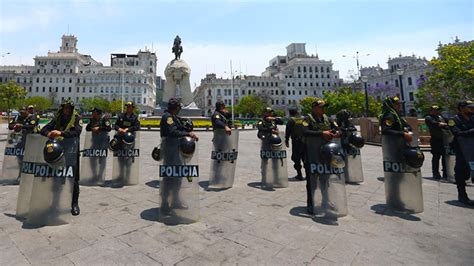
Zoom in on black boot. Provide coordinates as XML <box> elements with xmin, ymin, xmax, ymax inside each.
<box><xmin>294</xmin><ymin>169</ymin><xmax>304</xmax><ymax>180</ymax></box>
<box><xmin>71</xmin><ymin>186</ymin><xmax>80</xmax><ymax>216</ymax></box>
<box><xmin>458</xmin><ymin>194</ymin><xmax>474</xmax><ymax>206</ymax></box>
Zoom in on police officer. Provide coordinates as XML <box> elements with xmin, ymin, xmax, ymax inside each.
<box><xmin>24</xmin><ymin>105</ymin><xmax>40</xmax><ymax>134</ymax></box>
<box><xmin>160</xmin><ymin>98</ymin><xmax>198</xmax><ymax>213</ymax></box>
<box><xmin>8</xmin><ymin>107</ymin><xmax>28</xmax><ymax>132</ymax></box>
<box><xmin>425</xmin><ymin>105</ymin><xmax>448</xmax><ymax>180</ymax></box>
<box><xmin>86</xmin><ymin>107</ymin><xmax>112</xmax><ymax>133</ymax></box>
<box><xmin>336</xmin><ymin>109</ymin><xmax>357</xmax><ymax>152</ymax></box>
<box><xmin>448</xmin><ymin>100</ymin><xmax>474</xmax><ymax>206</ymax></box>
<box><xmin>40</xmin><ymin>100</ymin><xmax>82</xmax><ymax>215</ymax></box>
<box><xmin>380</xmin><ymin>96</ymin><xmax>413</xmax><ymax>142</ymax></box>
<box><xmin>212</xmin><ymin>101</ymin><xmax>232</xmax><ymax>135</ymax></box>
<box><xmin>113</xmin><ymin>101</ymin><xmax>140</xmax><ymax>140</ymax></box>
<box><xmin>257</xmin><ymin>107</ymin><xmax>283</xmax><ymax>139</ymax></box>
<box><xmin>303</xmin><ymin>99</ymin><xmax>341</xmax><ymax>214</ymax></box>
<box><xmin>285</xmin><ymin>108</ymin><xmax>305</xmax><ymax>180</ymax></box>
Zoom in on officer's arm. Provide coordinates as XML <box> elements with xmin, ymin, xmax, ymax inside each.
<box><xmin>61</xmin><ymin>117</ymin><xmax>82</xmax><ymax>138</ymax></box>
<box><xmin>451</xmin><ymin>120</ymin><xmax>474</xmax><ymax>137</ymax></box>
<box><xmin>40</xmin><ymin>119</ymin><xmax>56</xmax><ymax>137</ymax></box>
<box><xmin>212</xmin><ymin>114</ymin><xmax>226</xmax><ymax>129</ymax></box>
<box><xmin>256</xmin><ymin>120</ymin><xmax>272</xmax><ymax>134</ymax></box>
<box><xmin>128</xmin><ymin>117</ymin><xmax>141</xmax><ymax>132</ymax></box>
<box><xmin>285</xmin><ymin>119</ymin><xmax>294</xmax><ymax>142</ymax></box>
<box><xmin>303</xmin><ymin>119</ymin><xmax>323</xmax><ymax>136</ymax></box>
<box><xmin>274</xmin><ymin>118</ymin><xmax>284</xmax><ymax>125</ymax></box>
<box><xmin>168</xmin><ymin>121</ymin><xmax>189</xmax><ymax>137</ymax></box>
<box><xmin>114</xmin><ymin>116</ymin><xmax>122</xmax><ymax>131</ymax></box>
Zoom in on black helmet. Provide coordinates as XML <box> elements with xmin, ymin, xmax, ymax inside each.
<box><xmin>61</xmin><ymin>99</ymin><xmax>75</xmax><ymax>108</ymax></box>
<box><xmin>349</xmin><ymin>134</ymin><xmax>365</xmax><ymax>148</ymax></box>
<box><xmin>151</xmin><ymin>146</ymin><xmax>161</xmax><ymax>161</ymax></box>
<box><xmin>320</xmin><ymin>142</ymin><xmax>345</xmax><ymax>168</ymax></box>
<box><xmin>221</xmin><ymin>110</ymin><xmax>232</xmax><ymax>119</ymax></box>
<box><xmin>108</xmin><ymin>137</ymin><xmax>122</xmax><ymax>151</ymax></box>
<box><xmin>215</xmin><ymin>100</ymin><xmax>225</xmax><ymax>111</ymax></box>
<box><xmin>403</xmin><ymin>147</ymin><xmax>425</xmax><ymax>168</ymax></box>
<box><xmin>269</xmin><ymin>133</ymin><xmax>283</xmax><ymax>148</ymax></box>
<box><xmin>336</xmin><ymin>109</ymin><xmax>351</xmax><ymax>124</ymax></box>
<box><xmin>43</xmin><ymin>138</ymin><xmax>65</xmax><ymax>165</ymax></box>
<box><xmin>122</xmin><ymin>132</ymin><xmax>135</xmax><ymax>145</ymax></box>
<box><xmin>180</xmin><ymin>136</ymin><xmax>196</xmax><ymax>157</ymax></box>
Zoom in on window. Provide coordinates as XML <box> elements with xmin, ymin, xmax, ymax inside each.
<box><xmin>305</xmin><ymin>90</ymin><xmax>308</xmax><ymax>95</ymax></box>
<box><xmin>69</xmin><ymin>78</ymin><xmax>72</xmax><ymax>83</ymax></box>
<box><xmin>82</xmin><ymin>87</ymin><xmax>85</xmax><ymax>93</ymax></box>
<box><xmin>321</xmin><ymin>67</ymin><xmax>324</xmax><ymax>72</ymax></box>
<box><xmin>297</xmin><ymin>66</ymin><xmax>301</xmax><ymax>72</ymax></box>
<box><xmin>303</xmin><ymin>66</ymin><xmax>306</xmax><ymax>72</ymax></box>
<box><xmin>77</xmin><ymin>87</ymin><xmax>80</xmax><ymax>93</ymax></box>
<box><xmin>276</xmin><ymin>100</ymin><xmax>279</xmax><ymax>105</ymax></box>
<box><xmin>408</xmin><ymin>77</ymin><xmax>413</xmax><ymax>86</ymax></box>
<box><xmin>292</xmin><ymin>90</ymin><xmax>295</xmax><ymax>95</ymax></box>
<box><xmin>36</xmin><ymin>87</ymin><xmax>38</xmax><ymax>92</ymax></box>
<box><xmin>287</xmin><ymin>82</ymin><xmax>291</xmax><ymax>87</ymax></box>
<box><xmin>299</xmin><ymin>91</ymin><xmax>302</xmax><ymax>95</ymax></box>
<box><xmin>36</xmin><ymin>77</ymin><xmax>39</xmax><ymax>82</ymax></box>
<box><xmin>248</xmin><ymin>82</ymin><xmax>251</xmax><ymax>86</ymax></box>
<box><xmin>43</xmin><ymin>77</ymin><xmax>46</xmax><ymax>83</ymax></box>
<box><xmin>395</xmin><ymin>79</ymin><xmax>399</xmax><ymax>87</ymax></box>
<box><xmin>298</xmin><ymin>82</ymin><xmax>302</xmax><ymax>87</ymax></box>
<box><xmin>281</xmin><ymin>90</ymin><xmax>284</xmax><ymax>95</ymax></box>
<box><xmin>275</xmin><ymin>90</ymin><xmax>279</xmax><ymax>95</ymax></box>
<box><xmin>326</xmin><ymin>67</ymin><xmax>330</xmax><ymax>72</ymax></box>
<box><xmin>42</xmin><ymin>87</ymin><xmax>45</xmax><ymax>92</ymax></box>
<box><xmin>217</xmin><ymin>89</ymin><xmax>221</xmax><ymax>96</ymax></box>
<box><xmin>69</xmin><ymin>87</ymin><xmax>72</xmax><ymax>92</ymax></box>
<box><xmin>409</xmin><ymin>92</ymin><xmax>414</xmax><ymax>101</ymax></box>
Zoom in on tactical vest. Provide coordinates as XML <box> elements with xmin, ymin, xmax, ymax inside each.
<box><xmin>307</xmin><ymin>114</ymin><xmax>331</xmax><ymax>131</ymax></box>
<box><xmin>290</xmin><ymin>116</ymin><xmax>305</xmax><ymax>138</ymax></box>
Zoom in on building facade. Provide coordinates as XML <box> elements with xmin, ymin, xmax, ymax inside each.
<box><xmin>193</xmin><ymin>43</ymin><xmax>342</xmax><ymax>116</ymax></box>
<box><xmin>360</xmin><ymin>54</ymin><xmax>430</xmax><ymax>113</ymax></box>
<box><xmin>0</xmin><ymin>35</ymin><xmax>157</xmax><ymax>112</ymax></box>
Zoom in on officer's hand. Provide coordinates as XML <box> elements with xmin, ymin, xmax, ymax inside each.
<box><xmin>225</xmin><ymin>126</ymin><xmax>232</xmax><ymax>136</ymax></box>
<box><xmin>118</xmin><ymin>128</ymin><xmax>126</xmax><ymax>134</ymax></box>
<box><xmin>403</xmin><ymin>132</ymin><xmax>413</xmax><ymax>142</ymax></box>
<box><xmin>48</xmin><ymin>130</ymin><xmax>62</xmax><ymax>138</ymax></box>
<box><xmin>333</xmin><ymin>130</ymin><xmax>342</xmax><ymax>138</ymax></box>
<box><xmin>13</xmin><ymin>124</ymin><xmax>22</xmax><ymax>130</ymax></box>
<box><xmin>285</xmin><ymin>140</ymin><xmax>289</xmax><ymax>148</ymax></box>
<box><xmin>322</xmin><ymin>131</ymin><xmax>333</xmax><ymax>141</ymax></box>
<box><xmin>266</xmin><ymin>116</ymin><xmax>275</xmax><ymax>121</ymax></box>
<box><xmin>271</xmin><ymin>129</ymin><xmax>278</xmax><ymax>135</ymax></box>
<box><xmin>92</xmin><ymin>127</ymin><xmax>100</xmax><ymax>133</ymax></box>
<box><xmin>439</xmin><ymin>122</ymin><xmax>448</xmax><ymax>128</ymax></box>
<box><xmin>189</xmin><ymin>132</ymin><xmax>199</xmax><ymax>141</ymax></box>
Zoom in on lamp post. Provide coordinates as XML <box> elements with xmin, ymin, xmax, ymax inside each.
<box><xmin>342</xmin><ymin>51</ymin><xmax>370</xmax><ymax>80</ymax></box>
<box><xmin>225</xmin><ymin>61</ymin><xmax>238</xmax><ymax>123</ymax></box>
<box><xmin>396</xmin><ymin>68</ymin><xmax>406</xmax><ymax>116</ymax></box>
<box><xmin>361</xmin><ymin>75</ymin><xmax>369</xmax><ymax>117</ymax></box>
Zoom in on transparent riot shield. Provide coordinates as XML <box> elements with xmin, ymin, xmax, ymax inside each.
<box><xmin>341</xmin><ymin>134</ymin><xmax>364</xmax><ymax>183</ymax></box>
<box><xmin>16</xmin><ymin>134</ymin><xmax>47</xmax><ymax>219</ymax></box>
<box><xmin>457</xmin><ymin>136</ymin><xmax>474</xmax><ymax>178</ymax></box>
<box><xmin>25</xmin><ymin>137</ymin><xmax>78</xmax><ymax>226</ymax></box>
<box><xmin>260</xmin><ymin>132</ymin><xmax>288</xmax><ymax>188</ymax></box>
<box><xmin>208</xmin><ymin>129</ymin><xmax>239</xmax><ymax>190</ymax></box>
<box><xmin>1</xmin><ymin>130</ymin><xmax>24</xmax><ymax>185</ymax></box>
<box><xmin>111</xmin><ymin>132</ymin><xmax>140</xmax><ymax>186</ymax></box>
<box><xmin>441</xmin><ymin>129</ymin><xmax>456</xmax><ymax>183</ymax></box>
<box><xmin>159</xmin><ymin>137</ymin><xmax>199</xmax><ymax>225</ymax></box>
<box><xmin>306</xmin><ymin>136</ymin><xmax>348</xmax><ymax>218</ymax></box>
<box><xmin>80</xmin><ymin>131</ymin><xmax>109</xmax><ymax>186</ymax></box>
<box><xmin>381</xmin><ymin>135</ymin><xmax>423</xmax><ymax>213</ymax></box>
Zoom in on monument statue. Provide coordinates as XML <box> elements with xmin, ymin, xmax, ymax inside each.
<box><xmin>161</xmin><ymin>36</ymin><xmax>201</xmax><ymax>116</ymax></box>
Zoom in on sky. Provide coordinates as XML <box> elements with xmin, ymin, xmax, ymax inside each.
<box><xmin>0</xmin><ymin>0</ymin><xmax>473</xmax><ymax>89</ymax></box>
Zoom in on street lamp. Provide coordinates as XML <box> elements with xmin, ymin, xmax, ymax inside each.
<box><xmin>225</xmin><ymin>61</ymin><xmax>238</xmax><ymax>123</ymax></box>
<box><xmin>396</xmin><ymin>68</ymin><xmax>406</xmax><ymax>116</ymax></box>
<box><xmin>361</xmin><ymin>75</ymin><xmax>369</xmax><ymax>117</ymax></box>
<box><xmin>342</xmin><ymin>51</ymin><xmax>370</xmax><ymax>80</ymax></box>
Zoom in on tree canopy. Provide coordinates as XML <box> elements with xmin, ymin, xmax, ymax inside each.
<box><xmin>0</xmin><ymin>81</ymin><xmax>27</xmax><ymax>117</ymax></box>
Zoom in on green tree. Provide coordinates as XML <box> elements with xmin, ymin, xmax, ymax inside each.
<box><xmin>273</xmin><ymin>108</ymin><xmax>286</xmax><ymax>118</ymax></box>
<box><xmin>0</xmin><ymin>80</ymin><xmax>27</xmax><ymax>119</ymax></box>
<box><xmin>21</xmin><ymin>96</ymin><xmax>52</xmax><ymax>112</ymax></box>
<box><xmin>110</xmin><ymin>100</ymin><xmax>124</xmax><ymax>115</ymax></box>
<box><xmin>235</xmin><ymin>95</ymin><xmax>267</xmax><ymax>118</ymax></box>
<box><xmin>299</xmin><ymin>87</ymin><xmax>381</xmax><ymax>117</ymax></box>
<box><xmin>80</xmin><ymin>97</ymin><xmax>110</xmax><ymax>113</ymax></box>
<box><xmin>415</xmin><ymin>41</ymin><xmax>474</xmax><ymax>114</ymax></box>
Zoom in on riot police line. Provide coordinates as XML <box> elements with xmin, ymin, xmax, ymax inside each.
<box><xmin>2</xmin><ymin>97</ymin><xmax>473</xmax><ymax>226</ymax></box>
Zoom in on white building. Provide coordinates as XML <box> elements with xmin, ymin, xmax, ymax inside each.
<box><xmin>360</xmin><ymin>54</ymin><xmax>430</xmax><ymax>112</ymax></box>
<box><xmin>0</xmin><ymin>35</ymin><xmax>157</xmax><ymax>111</ymax></box>
<box><xmin>193</xmin><ymin>43</ymin><xmax>342</xmax><ymax>116</ymax></box>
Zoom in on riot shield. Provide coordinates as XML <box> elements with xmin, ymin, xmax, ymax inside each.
<box><xmin>381</xmin><ymin>135</ymin><xmax>423</xmax><ymax>213</ymax></box>
<box><xmin>159</xmin><ymin>137</ymin><xmax>199</xmax><ymax>225</ymax></box>
<box><xmin>111</xmin><ymin>132</ymin><xmax>140</xmax><ymax>186</ymax></box>
<box><xmin>25</xmin><ymin>137</ymin><xmax>78</xmax><ymax>226</ymax></box>
<box><xmin>441</xmin><ymin>129</ymin><xmax>455</xmax><ymax>183</ymax></box>
<box><xmin>208</xmin><ymin>129</ymin><xmax>239</xmax><ymax>190</ymax></box>
<box><xmin>80</xmin><ymin>131</ymin><xmax>109</xmax><ymax>186</ymax></box>
<box><xmin>16</xmin><ymin>134</ymin><xmax>46</xmax><ymax>219</ymax></box>
<box><xmin>1</xmin><ymin>130</ymin><xmax>24</xmax><ymax>185</ymax></box>
<box><xmin>341</xmin><ymin>134</ymin><xmax>364</xmax><ymax>184</ymax></box>
<box><xmin>306</xmin><ymin>136</ymin><xmax>348</xmax><ymax>218</ymax></box>
<box><xmin>457</xmin><ymin>136</ymin><xmax>474</xmax><ymax>178</ymax></box>
<box><xmin>260</xmin><ymin>132</ymin><xmax>288</xmax><ymax>188</ymax></box>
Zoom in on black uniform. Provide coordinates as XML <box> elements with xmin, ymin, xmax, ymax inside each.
<box><xmin>303</xmin><ymin>113</ymin><xmax>338</xmax><ymax>211</ymax></box>
<box><xmin>448</xmin><ymin>113</ymin><xmax>474</xmax><ymax>201</ymax></box>
<box><xmin>86</xmin><ymin>116</ymin><xmax>112</xmax><ymax>132</ymax></box>
<box><xmin>256</xmin><ymin>117</ymin><xmax>283</xmax><ymax>139</ymax></box>
<box><xmin>40</xmin><ymin>112</ymin><xmax>82</xmax><ymax>209</ymax></box>
<box><xmin>8</xmin><ymin>115</ymin><xmax>26</xmax><ymax>131</ymax></box>
<box><xmin>22</xmin><ymin>113</ymin><xmax>40</xmax><ymax>134</ymax></box>
<box><xmin>160</xmin><ymin>110</ymin><xmax>193</xmax><ymax>210</ymax></box>
<box><xmin>285</xmin><ymin>115</ymin><xmax>305</xmax><ymax>177</ymax></box>
<box><xmin>425</xmin><ymin>114</ymin><xmax>448</xmax><ymax>178</ymax></box>
<box><xmin>211</xmin><ymin>111</ymin><xmax>232</xmax><ymax>129</ymax></box>
<box><xmin>114</xmin><ymin>112</ymin><xmax>140</xmax><ymax>132</ymax></box>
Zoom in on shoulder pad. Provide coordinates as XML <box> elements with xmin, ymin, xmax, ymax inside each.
<box><xmin>448</xmin><ymin>119</ymin><xmax>455</xmax><ymax>127</ymax></box>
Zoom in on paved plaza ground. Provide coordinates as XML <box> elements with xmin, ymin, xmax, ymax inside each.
<box><xmin>0</xmin><ymin>126</ymin><xmax>473</xmax><ymax>265</ymax></box>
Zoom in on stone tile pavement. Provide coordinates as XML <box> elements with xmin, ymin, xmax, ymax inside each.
<box><xmin>0</xmin><ymin>126</ymin><xmax>472</xmax><ymax>265</ymax></box>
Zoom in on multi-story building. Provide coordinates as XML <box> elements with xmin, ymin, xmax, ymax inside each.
<box><xmin>193</xmin><ymin>43</ymin><xmax>342</xmax><ymax>116</ymax></box>
<box><xmin>0</xmin><ymin>35</ymin><xmax>157</xmax><ymax>112</ymax></box>
<box><xmin>360</xmin><ymin>54</ymin><xmax>430</xmax><ymax>112</ymax></box>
